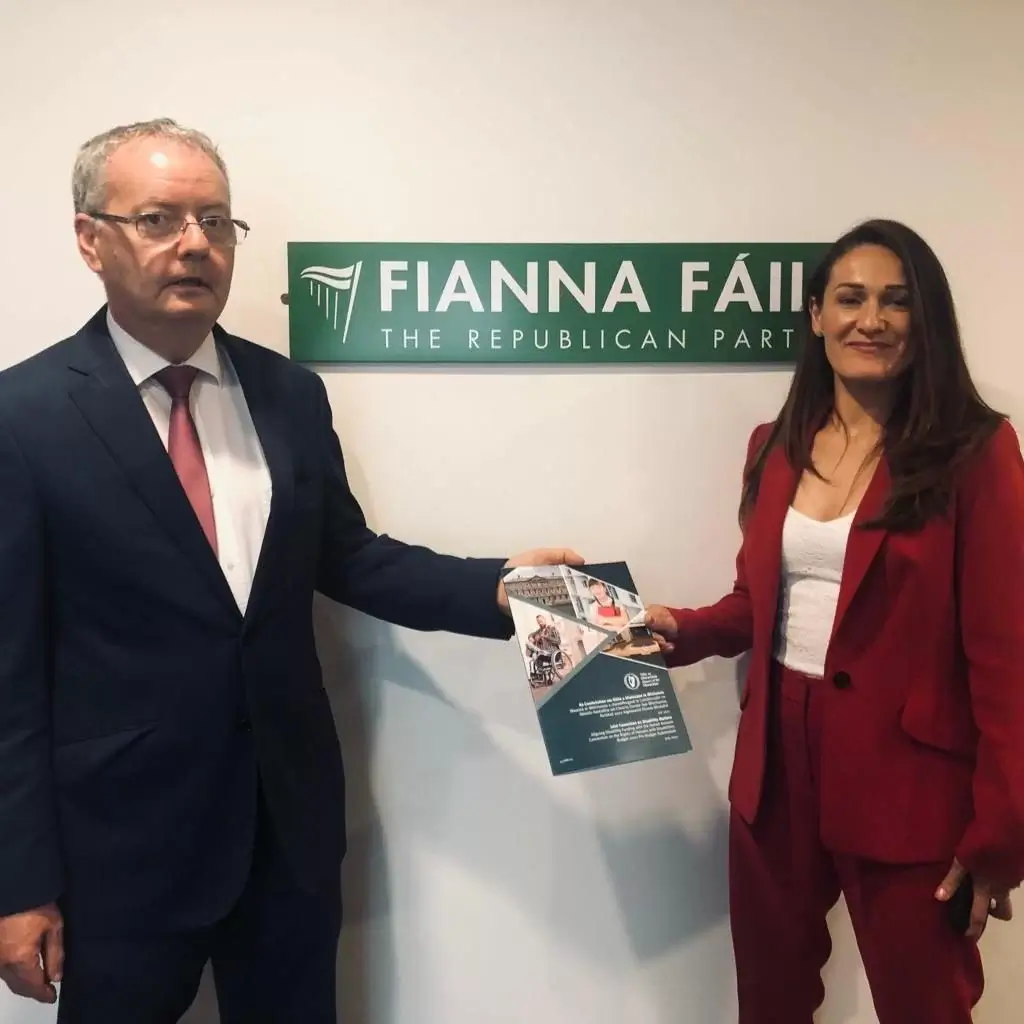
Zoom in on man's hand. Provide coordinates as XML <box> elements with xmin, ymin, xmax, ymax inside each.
<box><xmin>497</xmin><ymin>548</ymin><xmax>585</xmax><ymax>613</ymax></box>
<box><xmin>0</xmin><ymin>903</ymin><xmax>63</xmax><ymax>1004</ymax></box>
<box><xmin>935</xmin><ymin>858</ymin><xmax>1013</xmax><ymax>942</ymax></box>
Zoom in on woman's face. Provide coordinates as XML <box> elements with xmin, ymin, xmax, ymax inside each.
<box><xmin>590</xmin><ymin>583</ymin><xmax>610</xmax><ymax>604</ymax></box>
<box><xmin>810</xmin><ymin>244</ymin><xmax>911</xmax><ymax>384</ymax></box>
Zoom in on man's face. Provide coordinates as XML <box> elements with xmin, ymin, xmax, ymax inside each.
<box><xmin>75</xmin><ymin>137</ymin><xmax>235</xmax><ymax>335</ymax></box>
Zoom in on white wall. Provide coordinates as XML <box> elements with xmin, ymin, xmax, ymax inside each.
<box><xmin>1</xmin><ymin>1</ymin><xmax>1022</xmax><ymax>1021</ymax></box>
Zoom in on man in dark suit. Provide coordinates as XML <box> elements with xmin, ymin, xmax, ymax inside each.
<box><xmin>0</xmin><ymin>118</ymin><xmax>579</xmax><ymax>1024</ymax></box>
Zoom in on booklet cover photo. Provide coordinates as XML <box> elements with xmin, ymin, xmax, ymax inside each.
<box><xmin>502</xmin><ymin>561</ymin><xmax>692</xmax><ymax>776</ymax></box>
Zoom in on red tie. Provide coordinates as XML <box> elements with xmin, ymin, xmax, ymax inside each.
<box><xmin>155</xmin><ymin>365</ymin><xmax>218</xmax><ymax>554</ymax></box>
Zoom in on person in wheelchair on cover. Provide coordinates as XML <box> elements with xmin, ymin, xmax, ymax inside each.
<box><xmin>526</xmin><ymin>613</ymin><xmax>564</xmax><ymax>686</ymax></box>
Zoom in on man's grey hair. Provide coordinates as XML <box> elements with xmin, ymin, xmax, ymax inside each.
<box><xmin>71</xmin><ymin>118</ymin><xmax>230</xmax><ymax>214</ymax></box>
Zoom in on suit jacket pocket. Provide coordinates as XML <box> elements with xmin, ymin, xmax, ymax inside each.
<box><xmin>54</xmin><ymin>723</ymin><xmax>158</xmax><ymax>781</ymax></box>
<box><xmin>899</xmin><ymin>697</ymin><xmax>977</xmax><ymax>763</ymax></box>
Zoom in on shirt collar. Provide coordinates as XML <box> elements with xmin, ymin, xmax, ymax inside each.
<box><xmin>106</xmin><ymin>309</ymin><xmax>222</xmax><ymax>387</ymax></box>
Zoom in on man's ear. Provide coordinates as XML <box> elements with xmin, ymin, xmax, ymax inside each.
<box><xmin>74</xmin><ymin>214</ymin><xmax>103</xmax><ymax>274</ymax></box>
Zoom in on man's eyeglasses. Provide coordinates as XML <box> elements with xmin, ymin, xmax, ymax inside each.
<box><xmin>89</xmin><ymin>211</ymin><xmax>250</xmax><ymax>247</ymax></box>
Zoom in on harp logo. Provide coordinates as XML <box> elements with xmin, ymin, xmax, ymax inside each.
<box><xmin>299</xmin><ymin>262</ymin><xmax>363</xmax><ymax>344</ymax></box>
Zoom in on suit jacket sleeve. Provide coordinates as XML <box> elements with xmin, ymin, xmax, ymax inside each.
<box><xmin>311</xmin><ymin>377</ymin><xmax>513</xmax><ymax>641</ymax></box>
<box><xmin>953</xmin><ymin>421</ymin><xmax>1024</xmax><ymax>889</ymax></box>
<box><xmin>0</xmin><ymin>413</ymin><xmax>62</xmax><ymax>916</ymax></box>
<box><xmin>662</xmin><ymin>425</ymin><xmax>766</xmax><ymax>668</ymax></box>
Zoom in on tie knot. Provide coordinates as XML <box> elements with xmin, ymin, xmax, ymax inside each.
<box><xmin>155</xmin><ymin>364</ymin><xmax>200</xmax><ymax>401</ymax></box>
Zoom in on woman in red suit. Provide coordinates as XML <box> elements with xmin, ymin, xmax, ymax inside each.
<box><xmin>647</xmin><ymin>219</ymin><xmax>1024</xmax><ymax>1024</ymax></box>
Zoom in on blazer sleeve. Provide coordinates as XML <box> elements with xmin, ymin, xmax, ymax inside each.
<box><xmin>0</xmin><ymin>414</ymin><xmax>62</xmax><ymax>917</ymax></box>
<box><xmin>953</xmin><ymin>421</ymin><xmax>1024</xmax><ymax>889</ymax></box>
<box><xmin>310</xmin><ymin>376</ymin><xmax>513</xmax><ymax>641</ymax></box>
<box><xmin>662</xmin><ymin>424</ymin><xmax>767</xmax><ymax>668</ymax></box>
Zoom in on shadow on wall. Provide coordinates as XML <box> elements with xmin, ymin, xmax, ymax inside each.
<box><xmin>181</xmin><ymin>595</ymin><xmax>753</xmax><ymax>1023</ymax></box>
<box><xmin>313</xmin><ymin>598</ymin><xmax>739</xmax><ymax>1023</ymax></box>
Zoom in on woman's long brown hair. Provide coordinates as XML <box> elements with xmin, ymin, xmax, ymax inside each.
<box><xmin>739</xmin><ymin>219</ymin><xmax>1004</xmax><ymax>532</ymax></box>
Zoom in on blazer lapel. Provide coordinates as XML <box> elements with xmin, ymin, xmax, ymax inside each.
<box><xmin>745</xmin><ymin>442</ymin><xmax>891</xmax><ymax>649</ymax></box>
<box><xmin>830</xmin><ymin>456</ymin><xmax>891</xmax><ymax>640</ymax></box>
<box><xmin>218</xmin><ymin>331</ymin><xmax>294</xmax><ymax>628</ymax></box>
<box><xmin>746</xmin><ymin>444</ymin><xmax>798</xmax><ymax>646</ymax></box>
<box><xmin>66</xmin><ymin>313</ymin><xmax>240</xmax><ymax>618</ymax></box>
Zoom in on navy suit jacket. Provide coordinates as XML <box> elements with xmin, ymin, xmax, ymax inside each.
<box><xmin>0</xmin><ymin>308</ymin><xmax>512</xmax><ymax>934</ymax></box>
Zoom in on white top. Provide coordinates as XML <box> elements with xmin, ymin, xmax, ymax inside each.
<box><xmin>773</xmin><ymin>505</ymin><xmax>854</xmax><ymax>678</ymax></box>
<box><xmin>107</xmin><ymin>311</ymin><xmax>272</xmax><ymax>614</ymax></box>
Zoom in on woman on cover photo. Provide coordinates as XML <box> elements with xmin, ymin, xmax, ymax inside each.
<box><xmin>584</xmin><ymin>577</ymin><xmax>631</xmax><ymax>632</ymax></box>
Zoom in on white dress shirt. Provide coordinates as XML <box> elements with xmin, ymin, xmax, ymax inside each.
<box><xmin>107</xmin><ymin>311</ymin><xmax>272</xmax><ymax>614</ymax></box>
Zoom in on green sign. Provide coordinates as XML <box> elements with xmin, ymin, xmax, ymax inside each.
<box><xmin>287</xmin><ymin>242</ymin><xmax>830</xmax><ymax>365</ymax></box>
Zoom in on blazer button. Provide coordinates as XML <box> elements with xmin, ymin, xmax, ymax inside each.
<box><xmin>832</xmin><ymin>671</ymin><xmax>852</xmax><ymax>690</ymax></box>
<box><xmin>238</xmin><ymin>716</ymin><xmax>252</xmax><ymax>732</ymax></box>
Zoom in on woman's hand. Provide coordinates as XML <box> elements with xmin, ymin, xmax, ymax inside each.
<box><xmin>935</xmin><ymin>857</ymin><xmax>1014</xmax><ymax>941</ymax></box>
<box><xmin>644</xmin><ymin>604</ymin><xmax>679</xmax><ymax>656</ymax></box>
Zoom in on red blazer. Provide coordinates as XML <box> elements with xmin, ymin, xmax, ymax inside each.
<box><xmin>666</xmin><ymin>420</ymin><xmax>1024</xmax><ymax>888</ymax></box>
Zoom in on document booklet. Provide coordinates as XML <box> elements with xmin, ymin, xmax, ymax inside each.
<box><xmin>502</xmin><ymin>561</ymin><xmax>692</xmax><ymax>775</ymax></box>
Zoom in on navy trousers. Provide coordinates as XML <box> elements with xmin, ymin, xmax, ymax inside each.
<box><xmin>56</xmin><ymin>787</ymin><xmax>342</xmax><ymax>1024</ymax></box>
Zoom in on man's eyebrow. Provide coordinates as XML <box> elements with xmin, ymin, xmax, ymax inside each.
<box><xmin>134</xmin><ymin>200</ymin><xmax>231</xmax><ymax>213</ymax></box>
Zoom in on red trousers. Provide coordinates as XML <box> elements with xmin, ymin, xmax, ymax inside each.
<box><xmin>728</xmin><ymin>663</ymin><xmax>984</xmax><ymax>1024</ymax></box>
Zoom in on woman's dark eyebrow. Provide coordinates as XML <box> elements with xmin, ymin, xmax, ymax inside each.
<box><xmin>833</xmin><ymin>282</ymin><xmax>908</xmax><ymax>292</ymax></box>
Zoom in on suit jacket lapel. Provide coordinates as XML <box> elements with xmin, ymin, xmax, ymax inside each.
<box><xmin>830</xmin><ymin>456</ymin><xmax>891</xmax><ymax>640</ymax></box>
<box><xmin>746</xmin><ymin>444</ymin><xmax>797</xmax><ymax>647</ymax></box>
<box><xmin>747</xmin><ymin>442</ymin><xmax>891</xmax><ymax>649</ymax></box>
<box><xmin>66</xmin><ymin>312</ymin><xmax>240</xmax><ymax>618</ymax></box>
<box><xmin>218</xmin><ymin>330</ymin><xmax>294</xmax><ymax>628</ymax></box>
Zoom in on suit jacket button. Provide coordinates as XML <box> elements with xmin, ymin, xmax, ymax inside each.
<box><xmin>832</xmin><ymin>671</ymin><xmax>851</xmax><ymax>690</ymax></box>
<box><xmin>238</xmin><ymin>716</ymin><xmax>252</xmax><ymax>732</ymax></box>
